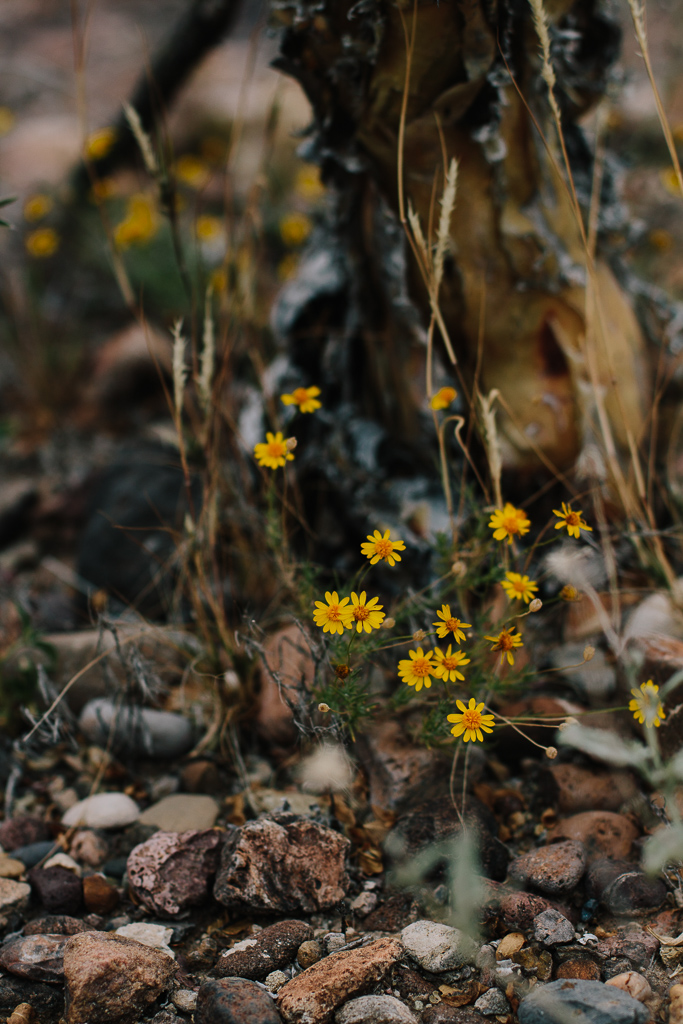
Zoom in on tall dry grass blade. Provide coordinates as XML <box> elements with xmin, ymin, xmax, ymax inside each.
<box><xmin>407</xmin><ymin>201</ymin><xmax>430</xmax><ymax>276</ymax></box>
<box><xmin>478</xmin><ymin>390</ymin><xmax>503</xmax><ymax>508</ymax></box>
<box><xmin>198</xmin><ymin>285</ymin><xmax>216</xmax><ymax>413</ymax></box>
<box><xmin>528</xmin><ymin>0</ymin><xmax>562</xmax><ymax>126</ymax></box>
<box><xmin>123</xmin><ymin>102</ymin><xmax>159</xmax><ymax>177</ymax></box>
<box><xmin>171</xmin><ymin>319</ymin><xmax>187</xmax><ymax>418</ymax></box>
<box><xmin>434</xmin><ymin>157</ymin><xmax>458</xmax><ymax>293</ymax></box>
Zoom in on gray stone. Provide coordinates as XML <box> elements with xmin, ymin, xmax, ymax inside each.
<box><xmin>196</xmin><ymin>978</ymin><xmax>281</xmax><ymax>1024</ymax></box>
<box><xmin>62</xmin><ymin>793</ymin><xmax>140</xmax><ymax>829</ymax></box>
<box><xmin>533</xmin><ymin>909</ymin><xmax>575</xmax><ymax>946</ymax></box>
<box><xmin>79</xmin><ymin>699</ymin><xmax>194</xmax><ymax>759</ymax></box>
<box><xmin>508</xmin><ymin>841</ymin><xmax>586</xmax><ymax>895</ymax></box>
<box><xmin>214</xmin><ymin>814</ymin><xmax>350</xmax><ymax>914</ymax></box>
<box><xmin>11</xmin><ymin>842</ymin><xmax>59</xmax><ymax>868</ymax></box>
<box><xmin>127</xmin><ymin>829</ymin><xmax>224</xmax><ymax>918</ymax></box>
<box><xmin>138</xmin><ymin>795</ymin><xmax>220</xmax><ymax>832</ymax></box>
<box><xmin>400</xmin><ymin>921</ymin><xmax>478</xmax><ymax>972</ymax></box>
<box><xmin>518</xmin><ymin>979</ymin><xmax>648</xmax><ymax>1024</ymax></box>
<box><xmin>0</xmin><ymin>934</ymin><xmax>67</xmax><ymax>983</ymax></box>
<box><xmin>216</xmin><ymin>920</ymin><xmax>313</xmax><ymax>980</ymax></box>
<box><xmin>324</xmin><ymin>933</ymin><xmax>347</xmax><ymax>955</ymax></box>
<box><xmin>336</xmin><ymin>994</ymin><xmax>418</xmax><ymax>1023</ymax></box>
<box><xmin>474</xmin><ymin>990</ymin><xmax>510</xmax><ymax>1016</ymax></box>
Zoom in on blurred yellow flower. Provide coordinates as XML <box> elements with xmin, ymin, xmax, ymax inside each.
<box><xmin>661</xmin><ymin>167</ymin><xmax>683</xmax><ymax>197</ymax></box>
<box><xmin>295</xmin><ymin>165</ymin><xmax>325</xmax><ymax>201</ymax></box>
<box><xmin>0</xmin><ymin>107</ymin><xmax>15</xmax><ymax>136</ymax></box>
<box><xmin>86</xmin><ymin>127</ymin><xmax>116</xmax><ymax>161</ymax></box>
<box><xmin>114</xmin><ymin>194</ymin><xmax>159</xmax><ymax>249</ymax></box>
<box><xmin>280</xmin><ymin>212</ymin><xmax>311</xmax><ymax>247</ymax></box>
<box><xmin>91</xmin><ymin>178</ymin><xmax>117</xmax><ymax>201</ymax></box>
<box><xmin>25</xmin><ymin>228</ymin><xmax>59</xmax><ymax>258</ymax></box>
<box><xmin>210</xmin><ymin>267</ymin><xmax>228</xmax><ymax>294</ymax></box>
<box><xmin>253</xmin><ymin>431</ymin><xmax>294</xmax><ymax>469</ymax></box>
<box><xmin>196</xmin><ymin>215</ymin><xmax>223</xmax><ymax>242</ymax></box>
<box><xmin>553</xmin><ymin>501</ymin><xmax>592</xmax><ymax>539</ymax></box>
<box><xmin>430</xmin><ymin>386</ymin><xmax>457</xmax><ymax>410</ymax></box>
<box><xmin>281</xmin><ymin>386</ymin><xmax>321</xmax><ymax>413</ymax></box>
<box><xmin>23</xmin><ymin>194</ymin><xmax>53</xmax><ymax>222</ymax></box>
<box><xmin>277</xmin><ymin>253</ymin><xmax>299</xmax><ymax>281</ymax></box>
<box><xmin>649</xmin><ymin>229</ymin><xmax>673</xmax><ymax>252</ymax></box>
<box><xmin>629</xmin><ymin>680</ymin><xmax>665</xmax><ymax>728</ymax></box>
<box><xmin>175</xmin><ymin>154</ymin><xmax>210</xmax><ymax>189</ymax></box>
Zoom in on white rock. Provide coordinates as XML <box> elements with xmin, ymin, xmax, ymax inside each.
<box><xmin>336</xmin><ymin>995</ymin><xmax>418</xmax><ymax>1023</ymax></box>
<box><xmin>138</xmin><ymin>794</ymin><xmax>220</xmax><ymax>831</ymax></box>
<box><xmin>62</xmin><ymin>793</ymin><xmax>140</xmax><ymax>829</ymax></box>
<box><xmin>43</xmin><ymin>852</ymin><xmax>81</xmax><ymax>876</ymax></box>
<box><xmin>265</xmin><ymin>971</ymin><xmax>288</xmax><ymax>993</ymax></box>
<box><xmin>172</xmin><ymin>989</ymin><xmax>198</xmax><ymax>1013</ymax></box>
<box><xmin>400</xmin><ymin>920</ymin><xmax>478</xmax><ymax>972</ymax></box>
<box><xmin>115</xmin><ymin>922</ymin><xmax>175</xmax><ymax>958</ymax></box>
<box><xmin>350</xmin><ymin>891</ymin><xmax>378</xmax><ymax>917</ymax></box>
<box><xmin>79</xmin><ymin>698</ymin><xmax>194</xmax><ymax>758</ymax></box>
<box><xmin>0</xmin><ymin>879</ymin><xmax>31</xmax><ymax>913</ymax></box>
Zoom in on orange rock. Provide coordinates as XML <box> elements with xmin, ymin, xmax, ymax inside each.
<box><xmin>547</xmin><ymin>811</ymin><xmax>639</xmax><ymax>862</ymax></box>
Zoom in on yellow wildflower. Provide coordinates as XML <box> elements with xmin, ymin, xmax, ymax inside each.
<box><xmin>430</xmin><ymin>386</ymin><xmax>457</xmax><ymax>411</ymax></box>
<box><xmin>501</xmin><ymin>572</ymin><xmax>538</xmax><ymax>604</ymax></box>
<box><xmin>489</xmin><ymin>503</ymin><xmax>530</xmax><ymax>544</ymax></box>
<box><xmin>23</xmin><ymin>194</ymin><xmax>53</xmax><ymax>222</ymax></box>
<box><xmin>280</xmin><ymin>212</ymin><xmax>312</xmax><ymax>247</ymax></box>
<box><xmin>484</xmin><ymin>627</ymin><xmax>524</xmax><ymax>666</ymax></box>
<box><xmin>91</xmin><ymin>178</ymin><xmax>117</xmax><ymax>201</ymax></box>
<box><xmin>661</xmin><ymin>167</ymin><xmax>683</xmax><ymax>197</ymax></box>
<box><xmin>210</xmin><ymin>268</ymin><xmax>228</xmax><ymax>294</ymax></box>
<box><xmin>114</xmin><ymin>194</ymin><xmax>158</xmax><ymax>249</ymax></box>
<box><xmin>313</xmin><ymin>592</ymin><xmax>353</xmax><ymax>635</ymax></box>
<box><xmin>295</xmin><ymin>165</ymin><xmax>325</xmax><ymax>201</ymax></box>
<box><xmin>281</xmin><ymin>386</ymin><xmax>322</xmax><ymax>414</ymax></box>
<box><xmin>398</xmin><ymin>647</ymin><xmax>437</xmax><ymax>692</ymax></box>
<box><xmin>253</xmin><ymin>431</ymin><xmax>294</xmax><ymax>470</ymax></box>
<box><xmin>25</xmin><ymin>228</ymin><xmax>58</xmax><ymax>258</ymax></box>
<box><xmin>560</xmin><ymin>584</ymin><xmax>581</xmax><ymax>602</ymax></box>
<box><xmin>361</xmin><ymin>529</ymin><xmax>406</xmax><ymax>566</ymax></box>
<box><xmin>175</xmin><ymin>154</ymin><xmax>210</xmax><ymax>189</ymax></box>
<box><xmin>447</xmin><ymin>699</ymin><xmax>495</xmax><ymax>742</ymax></box>
<box><xmin>196</xmin><ymin>215</ymin><xmax>223</xmax><ymax>242</ymax></box>
<box><xmin>349</xmin><ymin>592</ymin><xmax>385</xmax><ymax>633</ymax></box>
<box><xmin>629</xmin><ymin>680</ymin><xmax>666</xmax><ymax>728</ymax></box>
<box><xmin>433</xmin><ymin>604</ymin><xmax>471</xmax><ymax>643</ymax></box>
<box><xmin>553</xmin><ymin>501</ymin><xmax>592</xmax><ymax>539</ymax></box>
<box><xmin>86</xmin><ymin>127</ymin><xmax>116</xmax><ymax>161</ymax></box>
<box><xmin>433</xmin><ymin>645</ymin><xmax>470</xmax><ymax>683</ymax></box>
<box><xmin>277</xmin><ymin>253</ymin><xmax>299</xmax><ymax>280</ymax></box>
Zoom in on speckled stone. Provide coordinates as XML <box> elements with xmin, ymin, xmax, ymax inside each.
<box><xmin>127</xmin><ymin>829</ymin><xmax>224</xmax><ymax>917</ymax></box>
<box><xmin>508</xmin><ymin>841</ymin><xmax>586</xmax><ymax>895</ymax></box>
<box><xmin>216</xmin><ymin>920</ymin><xmax>313</xmax><ymax>980</ymax></box>
<box><xmin>196</xmin><ymin>978</ymin><xmax>281</xmax><ymax>1024</ymax></box>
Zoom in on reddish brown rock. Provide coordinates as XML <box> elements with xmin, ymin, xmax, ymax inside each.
<box><xmin>356</xmin><ymin>720</ymin><xmax>453</xmax><ymax>812</ymax></box>
<box><xmin>0</xmin><ymin>817</ymin><xmax>50</xmax><ymax>852</ymax></box>
<box><xmin>82</xmin><ymin>875</ymin><xmax>119</xmax><ymax>915</ymax></box>
<box><xmin>543</xmin><ymin>765</ymin><xmax>638</xmax><ymax>814</ymax></box>
<box><xmin>215</xmin><ymin>920</ymin><xmax>313</xmax><ymax>980</ymax></box>
<box><xmin>214</xmin><ymin>814</ymin><xmax>349</xmax><ymax>914</ymax></box>
<box><xmin>127</xmin><ymin>829</ymin><xmax>224</xmax><ymax>918</ymax></box>
<box><xmin>547</xmin><ymin>812</ymin><xmax>639</xmax><ymax>862</ymax></box>
<box><xmin>28</xmin><ymin>867</ymin><xmax>83</xmax><ymax>915</ymax></box>
<box><xmin>508</xmin><ymin>841</ymin><xmax>586</xmax><ymax>895</ymax></box>
<box><xmin>491</xmin><ymin>891</ymin><xmax>556</xmax><ymax>932</ymax></box>
<box><xmin>63</xmin><ymin>931</ymin><xmax>176</xmax><ymax>1024</ymax></box>
<box><xmin>363</xmin><ymin>893</ymin><xmax>422</xmax><ymax>932</ymax></box>
<box><xmin>277</xmin><ymin>937</ymin><xmax>403</xmax><ymax>1023</ymax></box>
<box><xmin>24</xmin><ymin>916</ymin><xmax>89</xmax><ymax>936</ymax></box>
<box><xmin>0</xmin><ymin>935</ymin><xmax>68</xmax><ymax>984</ymax></box>
<box><xmin>556</xmin><ymin>958</ymin><xmax>601</xmax><ymax>981</ymax></box>
<box><xmin>596</xmin><ymin>929</ymin><xmax>659</xmax><ymax>966</ymax></box>
<box><xmin>196</xmin><ymin>978</ymin><xmax>281</xmax><ymax>1024</ymax></box>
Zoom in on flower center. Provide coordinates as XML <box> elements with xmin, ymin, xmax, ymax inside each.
<box><xmin>443</xmin><ymin>656</ymin><xmax>459</xmax><ymax>671</ymax></box>
<box><xmin>566</xmin><ymin>512</ymin><xmax>581</xmax><ymax>526</ymax></box>
<box><xmin>353</xmin><ymin>605</ymin><xmax>369</xmax><ymax>621</ymax></box>
<box><xmin>498</xmin><ymin>633</ymin><xmax>513</xmax><ymax>650</ymax></box>
<box><xmin>446</xmin><ymin>618</ymin><xmax>459</xmax><ymax>631</ymax></box>
<box><xmin>412</xmin><ymin>658</ymin><xmax>431</xmax><ymax>677</ymax></box>
<box><xmin>462</xmin><ymin>710</ymin><xmax>481</xmax><ymax>729</ymax></box>
<box><xmin>376</xmin><ymin>539</ymin><xmax>393</xmax><ymax>557</ymax></box>
<box><xmin>327</xmin><ymin>605</ymin><xmax>342</xmax><ymax>621</ymax></box>
<box><xmin>293</xmin><ymin>388</ymin><xmax>309</xmax><ymax>404</ymax></box>
<box><xmin>502</xmin><ymin>515</ymin><xmax>520</xmax><ymax>535</ymax></box>
<box><xmin>267</xmin><ymin>441</ymin><xmax>285</xmax><ymax>458</ymax></box>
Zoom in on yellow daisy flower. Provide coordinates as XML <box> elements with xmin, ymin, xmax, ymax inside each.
<box><xmin>484</xmin><ymin>627</ymin><xmax>524</xmax><ymax>666</ymax></box>
<box><xmin>361</xmin><ymin>529</ymin><xmax>406</xmax><ymax>566</ymax></box>
<box><xmin>430</xmin><ymin>386</ymin><xmax>457</xmax><ymax>411</ymax></box>
<box><xmin>447</xmin><ymin>699</ymin><xmax>495</xmax><ymax>742</ymax></box>
<box><xmin>23</xmin><ymin>194</ymin><xmax>53</xmax><ymax>222</ymax></box>
<box><xmin>433</xmin><ymin>645</ymin><xmax>471</xmax><ymax>683</ymax></box>
<box><xmin>398</xmin><ymin>647</ymin><xmax>437</xmax><ymax>692</ymax></box>
<box><xmin>488</xmin><ymin>503</ymin><xmax>531</xmax><ymax>544</ymax></box>
<box><xmin>253</xmin><ymin>431</ymin><xmax>295</xmax><ymax>470</ymax></box>
<box><xmin>349</xmin><ymin>592</ymin><xmax>385</xmax><ymax>633</ymax></box>
<box><xmin>280</xmin><ymin>386</ymin><xmax>321</xmax><ymax>413</ymax></box>
<box><xmin>553</xmin><ymin>502</ymin><xmax>592</xmax><ymax>539</ymax></box>
<box><xmin>295</xmin><ymin>165</ymin><xmax>325</xmax><ymax>201</ymax></box>
<box><xmin>629</xmin><ymin>680</ymin><xmax>666</xmax><ymax>728</ymax></box>
<box><xmin>85</xmin><ymin>126</ymin><xmax>116</xmax><ymax>161</ymax></box>
<box><xmin>433</xmin><ymin>604</ymin><xmax>471</xmax><ymax>643</ymax></box>
<box><xmin>113</xmin><ymin>194</ymin><xmax>159</xmax><ymax>249</ymax></box>
<box><xmin>25</xmin><ymin>228</ymin><xmax>58</xmax><ymax>258</ymax></box>
<box><xmin>280</xmin><ymin>212</ymin><xmax>312</xmax><ymax>247</ymax></box>
<box><xmin>313</xmin><ymin>591</ymin><xmax>353</xmax><ymax>635</ymax></box>
<box><xmin>196</xmin><ymin>215</ymin><xmax>223</xmax><ymax>242</ymax></box>
<box><xmin>501</xmin><ymin>572</ymin><xmax>539</xmax><ymax>604</ymax></box>
<box><xmin>175</xmin><ymin>154</ymin><xmax>210</xmax><ymax>189</ymax></box>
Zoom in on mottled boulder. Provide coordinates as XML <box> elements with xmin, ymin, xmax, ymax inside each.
<box><xmin>127</xmin><ymin>829</ymin><xmax>224</xmax><ymax>917</ymax></box>
<box><xmin>214</xmin><ymin>814</ymin><xmax>349</xmax><ymax>914</ymax></box>
<box><xmin>508</xmin><ymin>841</ymin><xmax>586</xmax><ymax>896</ymax></box>
<box><xmin>63</xmin><ymin>931</ymin><xmax>176</xmax><ymax>1024</ymax></box>
<box><xmin>216</xmin><ymin>920</ymin><xmax>313</xmax><ymax>980</ymax></box>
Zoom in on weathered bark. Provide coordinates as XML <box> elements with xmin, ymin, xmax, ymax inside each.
<box><xmin>271</xmin><ymin>0</ymin><xmax>650</xmax><ymax>477</ymax></box>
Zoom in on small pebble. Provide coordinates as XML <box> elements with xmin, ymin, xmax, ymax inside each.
<box><xmin>533</xmin><ymin>908</ymin><xmax>575</xmax><ymax>946</ymax></box>
<box><xmin>28</xmin><ymin>866</ymin><xmax>83</xmax><ymax>915</ymax></box>
<box><xmin>0</xmin><ymin>856</ymin><xmax>26</xmax><ymax>879</ymax></box>
<box><xmin>265</xmin><ymin>970</ymin><xmax>288</xmax><ymax>993</ymax></box>
<box><xmin>83</xmin><ymin>874</ymin><xmax>119</xmax><ymax>915</ymax></box>
<box><xmin>62</xmin><ymin>793</ymin><xmax>140</xmax><ymax>830</ymax></box>
<box><xmin>79</xmin><ymin>699</ymin><xmax>194</xmax><ymax>759</ymax></box>
<box><xmin>350</xmin><ymin>892</ymin><xmax>378</xmax><ymax>917</ymax></box>
<box><xmin>11</xmin><ymin>841</ymin><xmax>58</xmax><ymax>868</ymax></box>
<box><xmin>324</xmin><ymin>932</ymin><xmax>347</xmax><ymax>955</ymax></box>
<box><xmin>605</xmin><ymin>973</ymin><xmax>652</xmax><ymax>1002</ymax></box>
<box><xmin>43</xmin><ymin>853</ymin><xmax>81</xmax><ymax>876</ymax></box>
<box><xmin>497</xmin><ymin>933</ymin><xmax>525</xmax><ymax>960</ymax></box>
<box><xmin>172</xmin><ymin>989</ymin><xmax>198</xmax><ymax>1013</ymax></box>
<box><xmin>298</xmin><ymin>939</ymin><xmax>323</xmax><ymax>968</ymax></box>
<box><xmin>335</xmin><ymin>994</ymin><xmax>419</xmax><ymax>1023</ymax></box>
<box><xmin>475</xmin><ymin>989</ymin><xmax>510</xmax><ymax>1016</ymax></box>
<box><xmin>138</xmin><ymin>794</ymin><xmax>220</xmax><ymax>832</ymax></box>
<box><xmin>115</xmin><ymin>923</ymin><xmax>175</xmax><ymax>958</ymax></box>
<box><xmin>69</xmin><ymin>831</ymin><xmax>108</xmax><ymax>868</ymax></box>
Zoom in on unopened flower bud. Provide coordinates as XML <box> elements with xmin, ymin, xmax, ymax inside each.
<box><xmin>583</xmin><ymin>645</ymin><xmax>595</xmax><ymax>662</ymax></box>
<box><xmin>560</xmin><ymin>584</ymin><xmax>580</xmax><ymax>602</ymax></box>
<box><xmin>285</xmin><ymin>436</ymin><xmax>297</xmax><ymax>451</ymax></box>
<box><xmin>559</xmin><ymin>716</ymin><xmax>579</xmax><ymax>731</ymax></box>
<box><xmin>223</xmin><ymin>669</ymin><xmax>240</xmax><ymax>694</ymax></box>
<box><xmin>529</xmin><ymin>598</ymin><xmax>542</xmax><ymax>613</ymax></box>
<box><xmin>335</xmin><ymin>664</ymin><xmax>350</xmax><ymax>679</ymax></box>
<box><xmin>318</xmin><ymin>703</ymin><xmax>331</xmax><ymax>713</ymax></box>
<box><xmin>545</xmin><ymin>746</ymin><xmax>558</xmax><ymax>759</ymax></box>
<box><xmin>382</xmin><ymin>617</ymin><xmax>396</xmax><ymax>629</ymax></box>
<box><xmin>413</xmin><ymin>630</ymin><xmax>426</xmax><ymax>643</ymax></box>
<box><xmin>451</xmin><ymin>560</ymin><xmax>466</xmax><ymax>578</ymax></box>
